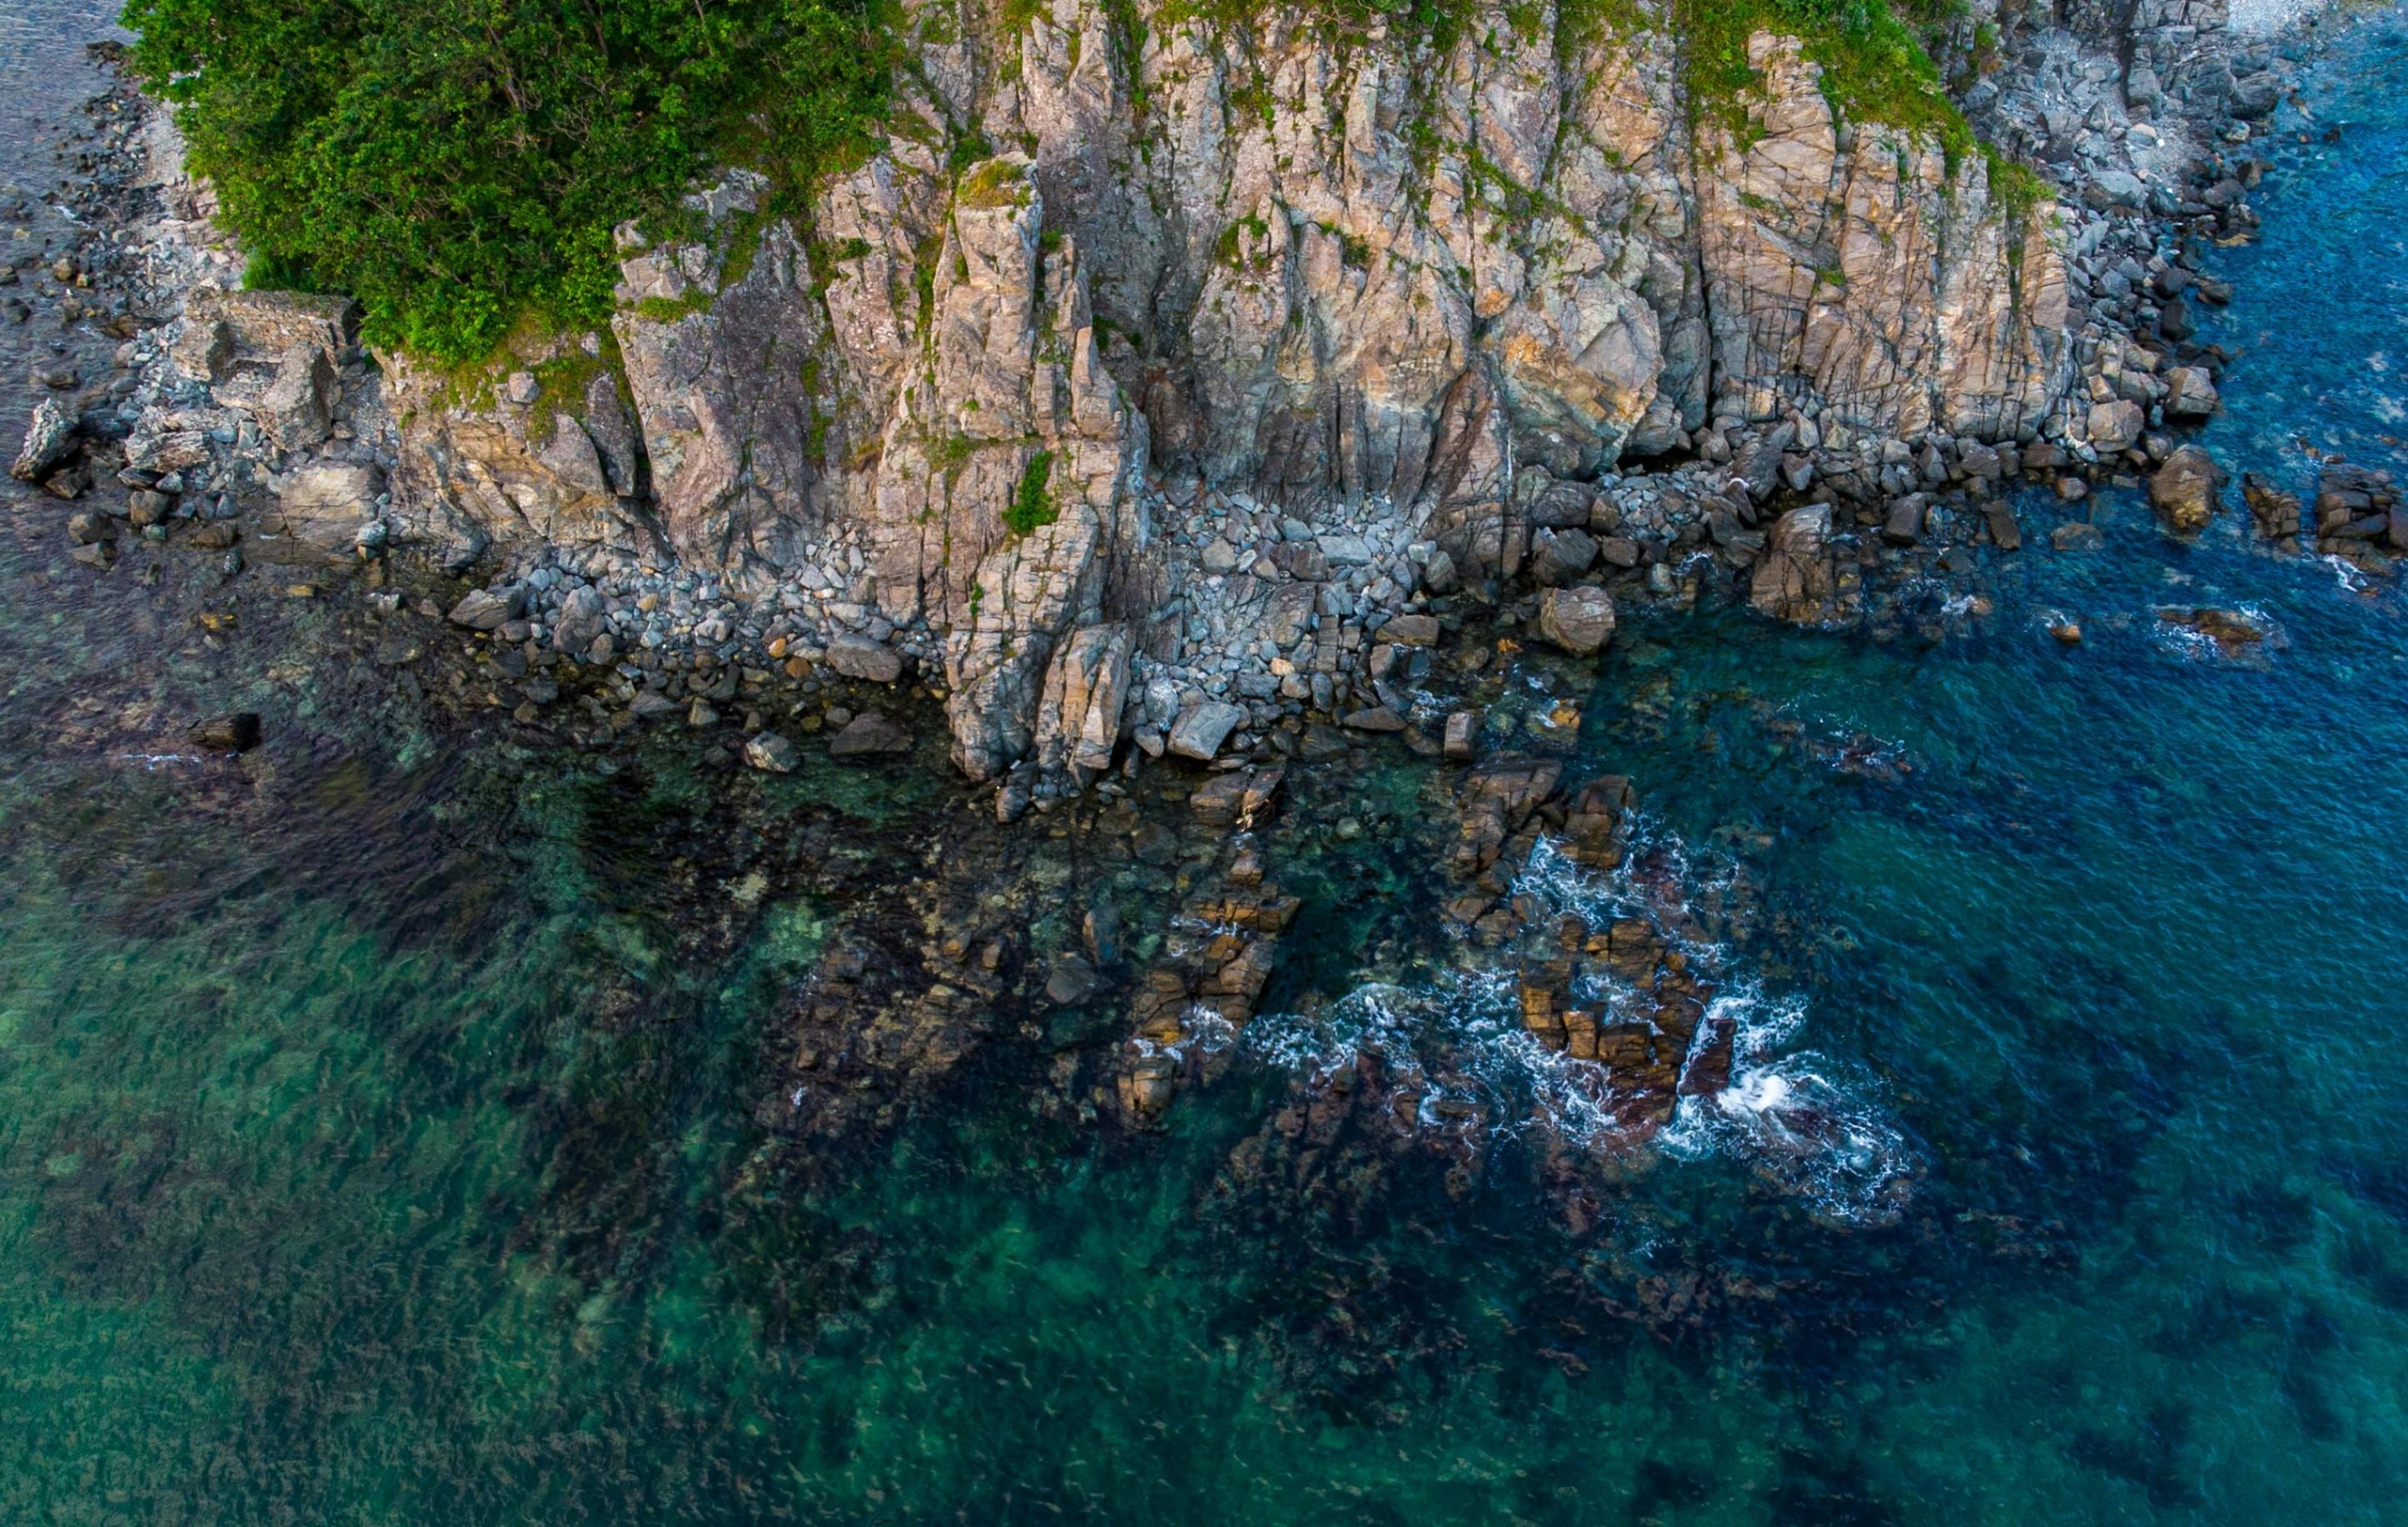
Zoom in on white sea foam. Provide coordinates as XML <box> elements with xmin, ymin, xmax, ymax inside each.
<box><xmin>1244</xmin><ymin>823</ymin><xmax>1919</xmax><ymax>1224</ymax></box>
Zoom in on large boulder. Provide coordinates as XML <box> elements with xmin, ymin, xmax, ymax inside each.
<box><xmin>829</xmin><ymin>711</ymin><xmax>914</xmax><ymax>758</ymax></box>
<box><xmin>826</xmin><ymin>634</ymin><xmax>904</xmax><ymax>683</ymax></box>
<box><xmin>2163</xmin><ymin>367</ymin><xmax>2219</xmax><ymax>421</ymax></box>
<box><xmin>2149</xmin><ymin>446</ymin><xmax>2223</xmax><ymax>533</ymax></box>
<box><xmin>1167</xmin><ymin>700</ymin><xmax>1245</xmax><ymax>761</ymax></box>
<box><xmin>257</xmin><ymin>344</ymin><xmax>335</xmax><ymax>451</ymax></box>
<box><xmin>2087</xmin><ymin>400</ymin><xmax>2145</xmax><ymax>453</ymax></box>
<box><xmin>1534</xmin><ymin>585</ymin><xmax>1616</xmax><ymax>656</ymax></box>
<box><xmin>446</xmin><ymin>586</ymin><xmax>521</xmax><ymax>631</ymax></box>
<box><xmin>1529</xmin><ymin>526</ymin><xmax>1599</xmax><ymax>587</ymax></box>
<box><xmin>9</xmin><ymin>398</ymin><xmax>76</xmax><ymax>483</ymax></box>
<box><xmin>1750</xmin><ymin>505</ymin><xmax>1840</xmax><ymax>624</ymax></box>
<box><xmin>263</xmin><ymin>463</ymin><xmax>381</xmax><ymax>557</ymax></box>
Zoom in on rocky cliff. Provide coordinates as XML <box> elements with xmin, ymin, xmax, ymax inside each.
<box><xmin>123</xmin><ymin>0</ymin><xmax>2261</xmax><ymax>804</ymax></box>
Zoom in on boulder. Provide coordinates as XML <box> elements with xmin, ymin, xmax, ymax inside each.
<box><xmin>2157</xmin><ymin>606</ymin><xmax>2267</xmax><ymax>656</ymax></box>
<box><xmin>1528</xmin><ymin>526</ymin><xmax>1599</xmax><ymax>586</ymax></box>
<box><xmin>743</xmin><ymin>732</ymin><xmax>799</xmax><ymax>773</ymax></box>
<box><xmin>266</xmin><ymin>463</ymin><xmax>381</xmax><ymax>557</ymax></box>
<box><xmin>446</xmin><ymin>587</ymin><xmax>519</xmax><ymax>630</ymax></box>
<box><xmin>172</xmin><ymin>288</ymin><xmax>356</xmax><ymax>383</ymax></box>
<box><xmin>2163</xmin><ymin>367</ymin><xmax>2219</xmax><ymax>421</ymax></box>
<box><xmin>2240</xmin><ymin>472</ymin><xmax>2301</xmax><ymax>546</ymax></box>
<box><xmin>257</xmin><ymin>344</ymin><xmax>335</xmax><ymax>450</ymax></box>
<box><xmin>826</xmin><ymin>633</ymin><xmax>904</xmax><ymax>683</ymax></box>
<box><xmin>1750</xmin><ymin>506</ymin><xmax>1838</xmax><ymax>624</ymax></box>
<box><xmin>1881</xmin><ymin>498</ymin><xmax>1927</xmax><ymax>546</ymax></box>
<box><xmin>2149</xmin><ymin>446</ymin><xmax>2223</xmax><ymax>533</ymax></box>
<box><xmin>1167</xmin><ymin>700</ymin><xmax>1245</xmax><ymax>761</ymax></box>
<box><xmin>10</xmin><ymin>398</ymin><xmax>76</xmax><ymax>483</ymax></box>
<box><xmin>2087</xmin><ymin>400</ymin><xmax>2145</xmax><ymax>452</ymax></box>
<box><xmin>1534</xmin><ymin>585</ymin><xmax>1615</xmax><ymax>656</ymax></box>
<box><xmin>829</xmin><ymin>711</ymin><xmax>913</xmax><ymax>758</ymax></box>
<box><xmin>1376</xmin><ymin>613</ymin><xmax>1441</xmax><ymax>647</ymax></box>
<box><xmin>1443</xmin><ymin>711</ymin><xmax>1478</xmax><ymax>762</ymax></box>
<box><xmin>189</xmin><ymin>712</ymin><xmax>263</xmax><ymax>753</ymax></box>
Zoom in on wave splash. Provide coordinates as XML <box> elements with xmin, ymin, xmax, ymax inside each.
<box><xmin>1244</xmin><ymin>821</ymin><xmax>1919</xmax><ymax>1226</ymax></box>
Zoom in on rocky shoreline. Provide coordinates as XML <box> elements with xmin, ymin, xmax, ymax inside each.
<box><xmin>9</xmin><ymin>0</ymin><xmax>2389</xmax><ymax>822</ymax></box>
<box><xmin>2</xmin><ymin>3</ymin><xmax>2397</xmax><ymax>1162</ymax></box>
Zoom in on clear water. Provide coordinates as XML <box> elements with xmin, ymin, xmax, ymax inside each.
<box><xmin>6</xmin><ymin>9</ymin><xmax>2408</xmax><ymax>1524</ymax></box>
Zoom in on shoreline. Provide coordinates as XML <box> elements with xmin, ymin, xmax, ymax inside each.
<box><xmin>12</xmin><ymin>1</ymin><xmax>2381</xmax><ymax>824</ymax></box>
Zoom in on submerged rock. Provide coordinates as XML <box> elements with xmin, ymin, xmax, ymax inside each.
<box><xmin>189</xmin><ymin>712</ymin><xmax>262</xmax><ymax>753</ymax></box>
<box><xmin>829</xmin><ymin>711</ymin><xmax>912</xmax><ymax>758</ymax></box>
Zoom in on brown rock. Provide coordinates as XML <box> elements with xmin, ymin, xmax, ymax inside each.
<box><xmin>829</xmin><ymin>711</ymin><xmax>913</xmax><ymax>758</ymax></box>
<box><xmin>190</xmin><ymin>712</ymin><xmax>263</xmax><ymax>753</ymax></box>
<box><xmin>1534</xmin><ymin>585</ymin><xmax>1615</xmax><ymax>655</ymax></box>
<box><xmin>2149</xmin><ymin>446</ymin><xmax>2223</xmax><ymax>534</ymax></box>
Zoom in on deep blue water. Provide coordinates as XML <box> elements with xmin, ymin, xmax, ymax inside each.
<box><xmin>1</xmin><ymin>8</ymin><xmax>2406</xmax><ymax>1524</ymax></box>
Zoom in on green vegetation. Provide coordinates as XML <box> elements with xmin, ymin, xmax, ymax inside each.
<box><xmin>1005</xmin><ymin>448</ymin><xmax>1059</xmax><ymax>538</ymax></box>
<box><xmin>128</xmin><ymin>0</ymin><xmax>2041</xmax><ymax>375</ymax></box>
<box><xmin>1673</xmin><ymin>0</ymin><xmax>1973</xmax><ymax>159</ymax></box>
<box><xmin>124</xmin><ymin>0</ymin><xmax>894</xmax><ymax>364</ymax></box>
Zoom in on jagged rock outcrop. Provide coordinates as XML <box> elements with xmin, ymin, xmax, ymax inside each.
<box><xmin>315</xmin><ymin>0</ymin><xmax>2141</xmax><ymax>784</ymax></box>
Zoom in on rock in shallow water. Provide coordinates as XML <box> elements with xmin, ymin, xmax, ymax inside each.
<box><xmin>2150</xmin><ymin>446</ymin><xmax>2225</xmax><ymax>533</ymax></box>
<box><xmin>1534</xmin><ymin>585</ymin><xmax>1616</xmax><ymax>656</ymax></box>
<box><xmin>829</xmin><ymin>711</ymin><xmax>912</xmax><ymax>758</ymax></box>
<box><xmin>10</xmin><ymin>398</ymin><xmax>76</xmax><ymax>483</ymax></box>
<box><xmin>743</xmin><ymin>732</ymin><xmax>798</xmax><ymax>773</ymax></box>
<box><xmin>189</xmin><ymin>712</ymin><xmax>262</xmax><ymax>753</ymax></box>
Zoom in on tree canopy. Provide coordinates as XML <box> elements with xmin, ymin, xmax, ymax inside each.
<box><xmin>126</xmin><ymin>0</ymin><xmax>893</xmax><ymax>363</ymax></box>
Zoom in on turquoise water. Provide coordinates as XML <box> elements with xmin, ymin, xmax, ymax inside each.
<box><xmin>7</xmin><ymin>12</ymin><xmax>2408</xmax><ymax>1524</ymax></box>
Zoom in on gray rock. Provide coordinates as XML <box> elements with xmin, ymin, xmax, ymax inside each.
<box><xmin>1045</xmin><ymin>956</ymin><xmax>1101</xmax><ymax>1006</ymax></box>
<box><xmin>2087</xmin><ymin>400</ymin><xmax>2145</xmax><ymax>452</ymax></box>
<box><xmin>266</xmin><ymin>463</ymin><xmax>381</xmax><ymax>558</ymax></box>
<box><xmin>1340</xmin><ymin>705</ymin><xmax>1406</xmax><ymax>732</ymax></box>
<box><xmin>258</xmin><ymin>344</ymin><xmax>334</xmax><ymax>451</ymax></box>
<box><xmin>1444</xmin><ymin>711</ymin><xmax>1478</xmax><ymax>762</ymax></box>
<box><xmin>10</xmin><ymin>398</ymin><xmax>75</xmax><ymax>483</ymax></box>
<box><xmin>744</xmin><ymin>732</ymin><xmax>798</xmax><ymax>773</ymax></box>
<box><xmin>2164</xmin><ymin>368</ymin><xmax>2219</xmax><ymax>421</ymax></box>
<box><xmin>1529</xmin><ymin>526</ymin><xmax>1599</xmax><ymax>586</ymax></box>
<box><xmin>826</xmin><ymin>633</ymin><xmax>904</xmax><ymax>683</ymax></box>
<box><xmin>447</xmin><ymin>587</ymin><xmax>519</xmax><ymax>630</ymax></box>
<box><xmin>1317</xmin><ymin>533</ymin><xmax>1374</xmax><ymax>567</ymax></box>
<box><xmin>1167</xmin><ymin>700</ymin><xmax>1245</xmax><ymax>761</ymax></box>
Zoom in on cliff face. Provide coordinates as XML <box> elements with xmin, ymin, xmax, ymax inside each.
<box><xmin>364</xmin><ymin>0</ymin><xmax>2141</xmax><ymax>788</ymax></box>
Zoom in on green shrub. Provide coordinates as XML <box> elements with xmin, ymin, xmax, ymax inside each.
<box><xmin>1672</xmin><ymin>0</ymin><xmax>1972</xmax><ymax>163</ymax></box>
<box><xmin>125</xmin><ymin>0</ymin><xmax>894</xmax><ymax>365</ymax></box>
<box><xmin>1005</xmin><ymin>449</ymin><xmax>1059</xmax><ymax>537</ymax></box>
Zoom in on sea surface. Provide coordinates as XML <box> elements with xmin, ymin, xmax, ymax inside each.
<box><xmin>3</xmin><ymin>6</ymin><xmax>2407</xmax><ymax>1523</ymax></box>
